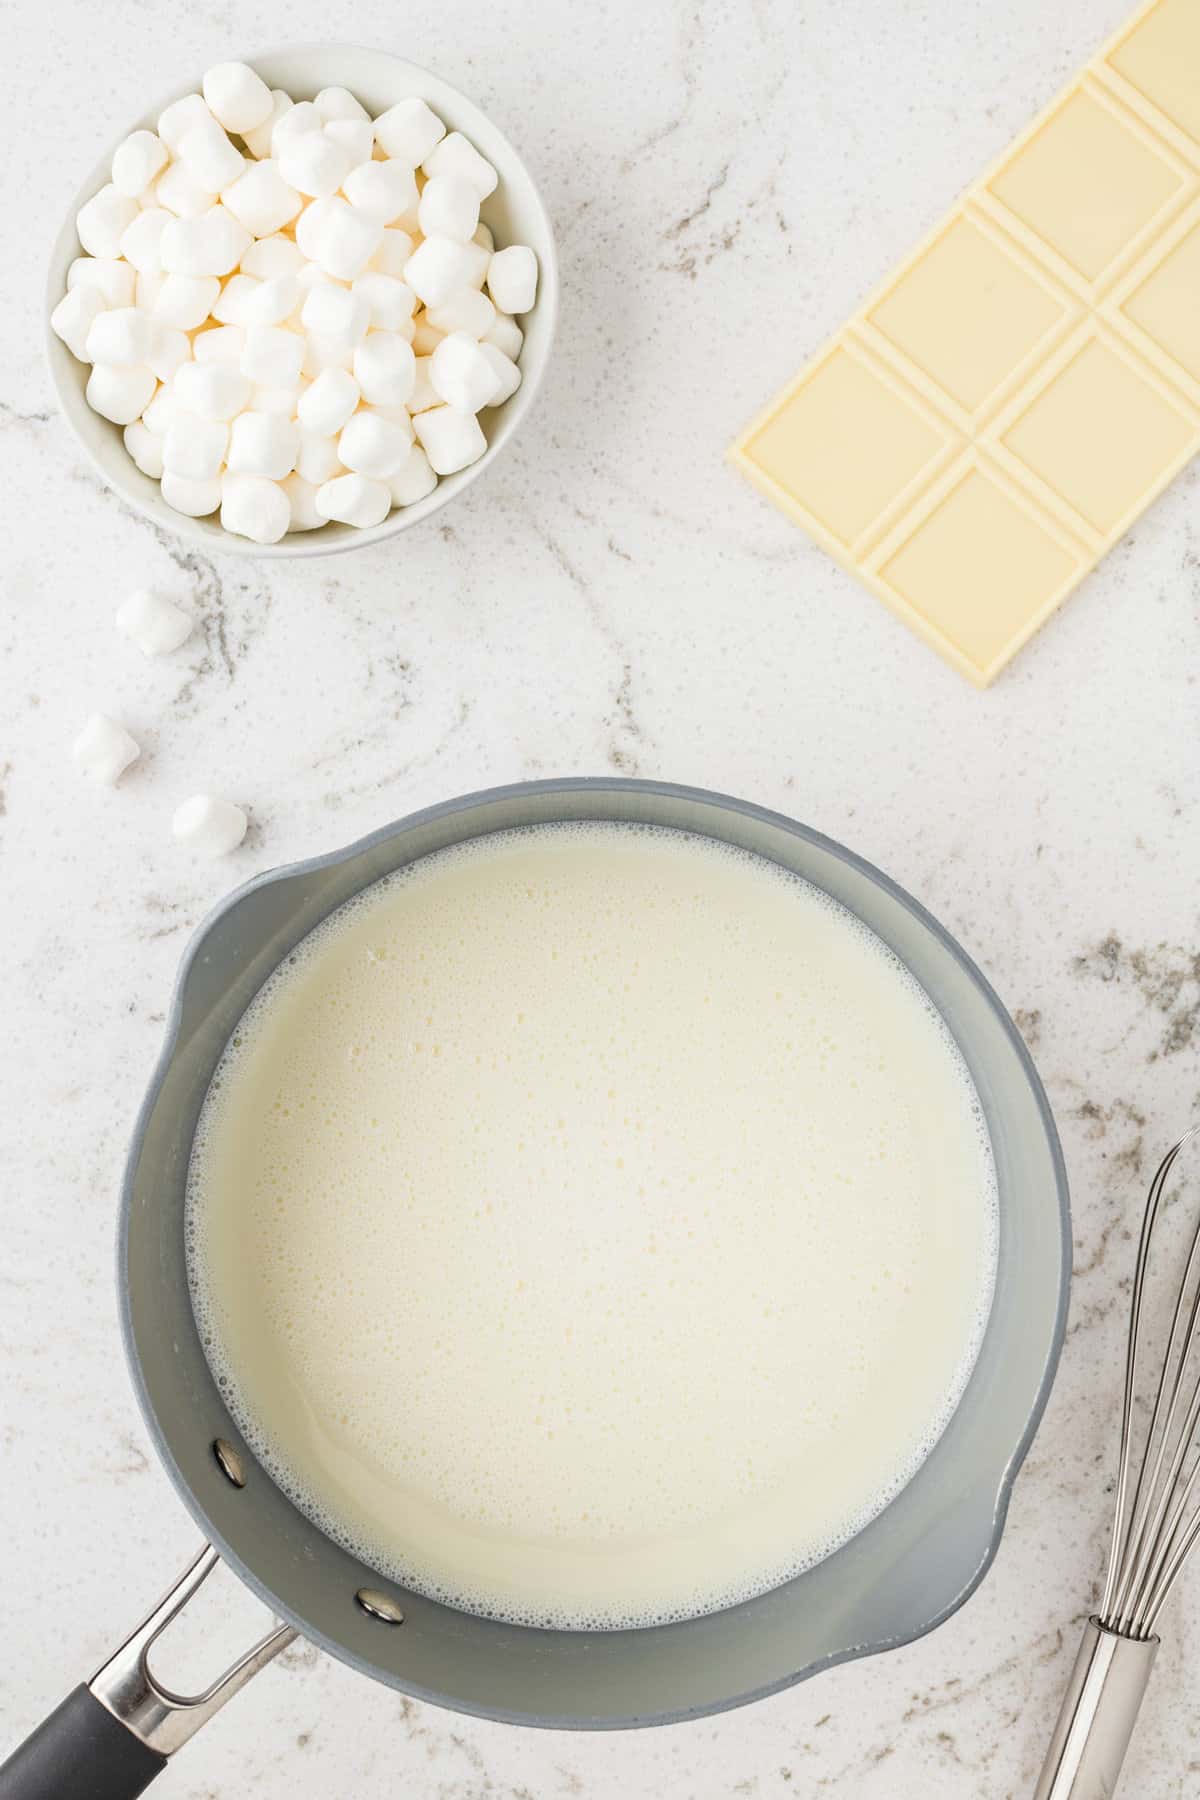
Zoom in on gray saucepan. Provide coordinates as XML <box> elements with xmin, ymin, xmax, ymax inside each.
<box><xmin>0</xmin><ymin>778</ymin><xmax>1070</xmax><ymax>1797</ymax></box>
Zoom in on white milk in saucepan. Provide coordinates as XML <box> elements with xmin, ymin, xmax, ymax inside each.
<box><xmin>187</xmin><ymin>823</ymin><xmax>997</xmax><ymax>1629</ymax></box>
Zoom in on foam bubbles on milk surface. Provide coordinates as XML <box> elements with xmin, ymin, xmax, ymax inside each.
<box><xmin>188</xmin><ymin>823</ymin><xmax>997</xmax><ymax>1628</ymax></box>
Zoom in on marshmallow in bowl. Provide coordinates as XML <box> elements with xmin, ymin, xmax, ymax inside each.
<box><xmin>314</xmin><ymin>472</ymin><xmax>392</xmax><ymax>528</ymax></box>
<box><xmin>111</xmin><ymin>130</ymin><xmax>168</xmax><ymax>198</ymax></box>
<box><xmin>124</xmin><ymin>419</ymin><xmax>165</xmax><ymax>477</ymax></box>
<box><xmin>51</xmin><ymin>286</ymin><xmax>105</xmax><ymax>361</ymax></box>
<box><xmin>372</xmin><ymin>96</ymin><xmax>445</xmax><ymax>164</ymax></box>
<box><xmin>412</xmin><ymin>405</ymin><xmax>487</xmax><ymax>475</ymax></box>
<box><xmin>86</xmin><ymin>364</ymin><xmax>157</xmax><ymax>424</ymax></box>
<box><xmin>220</xmin><ymin>471</ymin><xmax>291</xmax><ymax>542</ymax></box>
<box><xmin>202</xmin><ymin>63</ymin><xmax>274</xmax><ymax>134</ymax></box>
<box><xmin>54</xmin><ymin>62</ymin><xmax>541</xmax><ymax>540</ymax></box>
<box><xmin>486</xmin><ymin>245</ymin><xmax>538</xmax><ymax>315</ymax></box>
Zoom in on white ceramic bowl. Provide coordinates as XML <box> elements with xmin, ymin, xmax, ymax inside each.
<box><xmin>45</xmin><ymin>44</ymin><xmax>559</xmax><ymax>558</ymax></box>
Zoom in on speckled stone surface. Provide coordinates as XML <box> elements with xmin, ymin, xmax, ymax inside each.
<box><xmin>2</xmin><ymin>0</ymin><xmax>1199</xmax><ymax>1794</ymax></box>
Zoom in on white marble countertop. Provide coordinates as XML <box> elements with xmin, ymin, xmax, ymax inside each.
<box><xmin>3</xmin><ymin>0</ymin><xmax>1199</xmax><ymax>1793</ymax></box>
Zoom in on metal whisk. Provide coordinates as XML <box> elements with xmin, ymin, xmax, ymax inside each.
<box><xmin>1036</xmin><ymin>1127</ymin><xmax>1200</xmax><ymax>1799</ymax></box>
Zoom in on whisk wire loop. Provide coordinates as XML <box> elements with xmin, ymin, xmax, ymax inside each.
<box><xmin>1100</xmin><ymin>1128</ymin><xmax>1200</xmax><ymax>1639</ymax></box>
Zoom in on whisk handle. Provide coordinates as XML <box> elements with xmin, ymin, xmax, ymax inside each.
<box><xmin>1034</xmin><ymin>1618</ymin><xmax>1158</xmax><ymax>1798</ymax></box>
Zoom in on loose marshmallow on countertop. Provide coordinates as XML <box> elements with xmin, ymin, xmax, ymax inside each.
<box><xmin>172</xmin><ymin>794</ymin><xmax>248</xmax><ymax>856</ymax></box>
<box><xmin>73</xmin><ymin>714</ymin><xmax>141</xmax><ymax>784</ymax></box>
<box><xmin>115</xmin><ymin>587</ymin><xmax>194</xmax><ymax>656</ymax></box>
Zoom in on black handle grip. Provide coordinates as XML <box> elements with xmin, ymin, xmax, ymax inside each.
<box><xmin>0</xmin><ymin>1685</ymin><xmax>166</xmax><ymax>1800</ymax></box>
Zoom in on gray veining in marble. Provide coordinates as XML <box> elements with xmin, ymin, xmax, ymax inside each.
<box><xmin>2</xmin><ymin>0</ymin><xmax>1199</xmax><ymax>1793</ymax></box>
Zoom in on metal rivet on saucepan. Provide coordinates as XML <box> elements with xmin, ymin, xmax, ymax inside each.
<box><xmin>355</xmin><ymin>1588</ymin><xmax>405</xmax><ymax>1625</ymax></box>
<box><xmin>212</xmin><ymin>1438</ymin><xmax>246</xmax><ymax>1488</ymax></box>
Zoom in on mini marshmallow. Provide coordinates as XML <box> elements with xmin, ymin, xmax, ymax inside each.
<box><xmin>241</xmin><ymin>324</ymin><xmax>305</xmax><ymax>387</ymax></box>
<box><xmin>148</xmin><ymin>326</ymin><xmax>190</xmax><ymax>383</ymax></box>
<box><xmin>418</xmin><ymin>175</ymin><xmax>479</xmax><ymax>244</ymax></box>
<box><xmin>412</xmin><ymin>404</ymin><xmax>487</xmax><ymax>474</ymax></box>
<box><xmin>369</xmin><ymin>228</ymin><xmax>415</xmax><ymax>276</ymax></box>
<box><xmin>338</xmin><ymin>408</ymin><xmax>414</xmax><ymax>478</ymax></box>
<box><xmin>160</xmin><ymin>206</ymin><xmax>250</xmax><ymax>277</ymax></box>
<box><xmin>82</xmin><ymin>295</ymin><xmax>153</xmax><ymax>361</ymax></box>
<box><xmin>68</xmin><ymin>256</ymin><xmax>136</xmax><ymax>307</ymax></box>
<box><xmin>243</xmin><ymin>89</ymin><xmax>293</xmax><ymax>159</ymax></box>
<box><xmin>407</xmin><ymin>353</ymin><xmax>439</xmax><ymax>414</ymax></box>
<box><xmin>483</xmin><ymin>311</ymin><xmax>523</xmax><ymax>359</ymax></box>
<box><xmin>373</xmin><ymin>97</ymin><xmax>445</xmax><ymax>167</ymax></box>
<box><xmin>282</xmin><ymin>472</ymin><xmax>324</xmax><ymax>530</ymax></box>
<box><xmin>203</xmin><ymin>62</ymin><xmax>274</xmax><ymax>134</ymax></box>
<box><xmin>473</xmin><ymin>221</ymin><xmax>495</xmax><ymax>252</ymax></box>
<box><xmin>297</xmin><ymin>366</ymin><xmax>360</xmax><ymax>435</ymax></box>
<box><xmin>116</xmin><ymin>586</ymin><xmax>193</xmax><ymax>656</ymax></box>
<box><xmin>295</xmin><ymin>427</ymin><xmax>341</xmax><ymax>485</ymax></box>
<box><xmin>221</xmin><ymin>159</ymin><xmax>302</xmax><ymax>237</ymax></box>
<box><xmin>135</xmin><ymin>268</ymin><xmax>166</xmax><ymax>311</ymax></box>
<box><xmin>300</xmin><ymin>282</ymin><xmax>369</xmax><ymax>347</ymax></box>
<box><xmin>276</xmin><ymin>129</ymin><xmax>351</xmax><ymax>199</ymax></box>
<box><xmin>161</xmin><ymin>471</ymin><xmax>222</xmax><ymax>515</ymax></box>
<box><xmin>157</xmin><ymin>93</ymin><xmax>215</xmax><ymax>152</ymax></box>
<box><xmin>173</xmin><ymin>360</ymin><xmax>250</xmax><ymax>419</ymax></box>
<box><xmin>251</xmin><ymin>383</ymin><xmax>302</xmax><ymax>415</ymax></box>
<box><xmin>430</xmin><ymin>331</ymin><xmax>502</xmax><ymax>412</ymax></box>
<box><xmin>163</xmin><ymin>414</ymin><xmax>229</xmax><ymax>480</ymax></box>
<box><xmin>353</xmin><ymin>331</ymin><xmax>416</xmax><ymax>405</ymax></box>
<box><xmin>220</xmin><ymin>473</ymin><xmax>290</xmax><ymax>544</ymax></box>
<box><xmin>343</xmin><ymin>159</ymin><xmax>418</xmax><ymax>224</ymax></box>
<box><xmin>212</xmin><ymin>272</ymin><xmax>261</xmax><ymax>324</ymax></box>
<box><xmin>243</xmin><ymin>273</ymin><xmax>301</xmax><ymax>324</ymax></box>
<box><xmin>227</xmin><ymin>410</ymin><xmax>299</xmax><ymax>478</ymax></box>
<box><xmin>123</xmin><ymin>419</ymin><xmax>165</xmax><ymax>478</ymax></box>
<box><xmin>112</xmin><ymin>130</ymin><xmax>168</xmax><ymax>198</ymax></box>
<box><xmin>241</xmin><ymin>234</ymin><xmax>305</xmax><ymax>279</ymax></box>
<box><xmin>487</xmin><ymin>245</ymin><xmax>538</xmax><ymax>315</ymax></box>
<box><xmin>193</xmin><ymin>324</ymin><xmax>245</xmax><ymax>364</ymax></box>
<box><xmin>324</xmin><ymin>118</ymin><xmax>374</xmax><ymax>169</ymax></box>
<box><xmin>388</xmin><ymin>444</ymin><xmax>438</xmax><ymax>506</ymax></box>
<box><xmin>50</xmin><ymin>285</ymin><xmax>104</xmax><ymax>361</ymax></box>
<box><xmin>272</xmin><ymin>100</ymin><xmax>322</xmax><ymax>147</ymax></box>
<box><xmin>299</xmin><ymin>196</ymin><xmax>383</xmax><ymax>281</ymax></box>
<box><xmin>410</xmin><ymin>313</ymin><xmax>445</xmax><ymax>355</ymax></box>
<box><xmin>404</xmin><ymin>236</ymin><xmax>489</xmax><ymax>308</ymax></box>
<box><xmin>477</xmin><ymin>340</ymin><xmax>521</xmax><ymax>406</ymax></box>
<box><xmin>86</xmin><ymin>306</ymin><xmax>158</xmax><ymax>365</ymax></box>
<box><xmin>178</xmin><ymin>119</ymin><xmax>245</xmax><ymax>195</ymax></box>
<box><xmin>314</xmin><ymin>472</ymin><xmax>392</xmax><ymax>528</ymax></box>
<box><xmin>118</xmin><ymin>207</ymin><xmax>171</xmax><ymax>273</ymax></box>
<box><xmin>352</xmin><ymin>272</ymin><xmax>416</xmax><ymax>332</ymax></box>
<box><xmin>77</xmin><ymin>184</ymin><xmax>140</xmax><ymax>258</ymax></box>
<box><xmin>301</xmin><ymin>334</ymin><xmax>356</xmax><ymax>378</ymax></box>
<box><xmin>422</xmin><ymin>131</ymin><xmax>497</xmax><ymax>198</ymax></box>
<box><xmin>141</xmin><ymin>386</ymin><xmax>177</xmax><ymax>434</ymax></box>
<box><xmin>172</xmin><ymin>793</ymin><xmax>248</xmax><ymax>855</ymax></box>
<box><xmin>155</xmin><ymin>160</ymin><xmax>217</xmax><ymax>220</ymax></box>
<box><xmin>73</xmin><ymin>714</ymin><xmax>140</xmax><ymax>785</ymax></box>
<box><xmin>315</xmin><ymin>85</ymin><xmax>370</xmax><ymax>124</ymax></box>
<box><xmin>427</xmin><ymin>286</ymin><xmax>494</xmax><ymax>338</ymax></box>
<box><xmin>294</xmin><ymin>256</ymin><xmax>340</xmax><ymax>294</ymax></box>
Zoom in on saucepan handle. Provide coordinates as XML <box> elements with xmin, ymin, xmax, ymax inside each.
<box><xmin>0</xmin><ymin>1543</ymin><xmax>297</xmax><ymax>1800</ymax></box>
<box><xmin>0</xmin><ymin>1685</ymin><xmax>166</xmax><ymax>1800</ymax></box>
